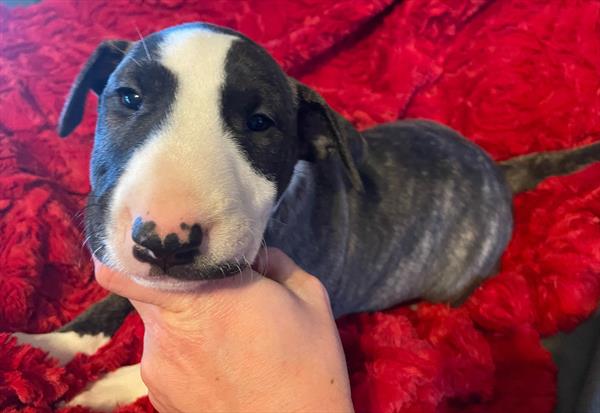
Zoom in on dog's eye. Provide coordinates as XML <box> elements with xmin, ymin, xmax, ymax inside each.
<box><xmin>247</xmin><ymin>114</ymin><xmax>273</xmax><ymax>132</ymax></box>
<box><xmin>117</xmin><ymin>87</ymin><xmax>143</xmax><ymax>110</ymax></box>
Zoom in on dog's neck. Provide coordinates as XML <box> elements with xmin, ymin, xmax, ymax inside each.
<box><xmin>264</xmin><ymin>132</ymin><xmax>369</xmax><ymax>316</ymax></box>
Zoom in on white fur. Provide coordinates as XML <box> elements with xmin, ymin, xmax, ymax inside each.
<box><xmin>13</xmin><ymin>331</ymin><xmax>109</xmax><ymax>365</ymax></box>
<box><xmin>104</xmin><ymin>27</ymin><xmax>276</xmax><ymax>287</ymax></box>
<box><xmin>65</xmin><ymin>363</ymin><xmax>147</xmax><ymax>411</ymax></box>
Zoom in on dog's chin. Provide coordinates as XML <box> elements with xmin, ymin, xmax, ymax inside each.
<box><xmin>149</xmin><ymin>261</ymin><xmax>247</xmax><ymax>280</ymax></box>
<box><xmin>129</xmin><ymin>261</ymin><xmax>249</xmax><ymax>292</ymax></box>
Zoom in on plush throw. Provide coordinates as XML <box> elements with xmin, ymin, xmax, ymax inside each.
<box><xmin>1</xmin><ymin>0</ymin><xmax>599</xmax><ymax>412</ymax></box>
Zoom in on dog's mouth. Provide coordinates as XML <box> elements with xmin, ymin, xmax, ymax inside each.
<box><xmin>124</xmin><ymin>259</ymin><xmax>252</xmax><ymax>291</ymax></box>
<box><xmin>146</xmin><ymin>260</ymin><xmax>249</xmax><ymax>280</ymax></box>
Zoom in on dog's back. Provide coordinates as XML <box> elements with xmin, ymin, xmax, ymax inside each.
<box><xmin>360</xmin><ymin>120</ymin><xmax>513</xmax><ymax>306</ymax></box>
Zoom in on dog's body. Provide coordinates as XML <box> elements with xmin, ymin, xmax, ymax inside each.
<box><xmin>12</xmin><ymin>22</ymin><xmax>600</xmax><ymax>411</ymax></box>
<box><xmin>266</xmin><ymin>120</ymin><xmax>512</xmax><ymax>316</ymax></box>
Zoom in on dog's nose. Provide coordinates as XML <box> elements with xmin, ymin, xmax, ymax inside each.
<box><xmin>131</xmin><ymin>217</ymin><xmax>202</xmax><ymax>271</ymax></box>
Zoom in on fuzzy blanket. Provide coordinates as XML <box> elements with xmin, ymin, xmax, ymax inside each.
<box><xmin>1</xmin><ymin>0</ymin><xmax>599</xmax><ymax>412</ymax></box>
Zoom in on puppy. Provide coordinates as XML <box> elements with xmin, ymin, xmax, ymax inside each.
<box><xmin>14</xmin><ymin>22</ymin><xmax>599</xmax><ymax>411</ymax></box>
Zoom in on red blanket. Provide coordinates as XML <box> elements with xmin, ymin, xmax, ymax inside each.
<box><xmin>1</xmin><ymin>0</ymin><xmax>599</xmax><ymax>411</ymax></box>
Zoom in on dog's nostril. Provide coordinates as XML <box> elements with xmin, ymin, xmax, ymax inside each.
<box><xmin>131</xmin><ymin>217</ymin><xmax>161</xmax><ymax>251</ymax></box>
<box><xmin>188</xmin><ymin>224</ymin><xmax>202</xmax><ymax>245</ymax></box>
<box><xmin>131</xmin><ymin>218</ymin><xmax>203</xmax><ymax>271</ymax></box>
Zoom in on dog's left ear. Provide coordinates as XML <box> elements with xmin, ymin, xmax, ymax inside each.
<box><xmin>291</xmin><ymin>79</ymin><xmax>364</xmax><ymax>192</ymax></box>
<box><xmin>57</xmin><ymin>40</ymin><xmax>132</xmax><ymax>137</ymax></box>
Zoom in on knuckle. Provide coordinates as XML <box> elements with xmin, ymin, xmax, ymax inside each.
<box><xmin>139</xmin><ymin>361</ymin><xmax>157</xmax><ymax>389</ymax></box>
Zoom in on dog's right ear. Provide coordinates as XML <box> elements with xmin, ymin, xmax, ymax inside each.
<box><xmin>57</xmin><ymin>40</ymin><xmax>132</xmax><ymax>137</ymax></box>
<box><xmin>290</xmin><ymin>79</ymin><xmax>365</xmax><ymax>192</ymax></box>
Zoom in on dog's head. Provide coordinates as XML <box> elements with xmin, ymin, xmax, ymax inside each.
<box><xmin>59</xmin><ymin>23</ymin><xmax>362</xmax><ymax>289</ymax></box>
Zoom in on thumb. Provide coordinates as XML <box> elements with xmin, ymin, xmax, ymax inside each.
<box><xmin>253</xmin><ymin>248</ymin><xmax>331</xmax><ymax>307</ymax></box>
<box><xmin>253</xmin><ymin>247</ymin><xmax>299</xmax><ymax>284</ymax></box>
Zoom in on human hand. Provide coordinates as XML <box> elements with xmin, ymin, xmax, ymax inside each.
<box><xmin>94</xmin><ymin>248</ymin><xmax>354</xmax><ymax>413</ymax></box>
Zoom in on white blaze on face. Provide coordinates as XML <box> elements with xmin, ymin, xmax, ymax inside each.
<box><xmin>104</xmin><ymin>27</ymin><xmax>276</xmax><ymax>283</ymax></box>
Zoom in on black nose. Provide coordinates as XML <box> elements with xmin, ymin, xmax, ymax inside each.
<box><xmin>131</xmin><ymin>217</ymin><xmax>202</xmax><ymax>271</ymax></box>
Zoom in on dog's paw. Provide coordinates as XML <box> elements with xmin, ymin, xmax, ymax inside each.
<box><xmin>13</xmin><ymin>331</ymin><xmax>109</xmax><ymax>365</ymax></box>
<box><xmin>65</xmin><ymin>363</ymin><xmax>147</xmax><ymax>412</ymax></box>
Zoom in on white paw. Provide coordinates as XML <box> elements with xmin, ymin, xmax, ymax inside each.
<box><xmin>65</xmin><ymin>363</ymin><xmax>148</xmax><ymax>412</ymax></box>
<box><xmin>13</xmin><ymin>331</ymin><xmax>110</xmax><ymax>365</ymax></box>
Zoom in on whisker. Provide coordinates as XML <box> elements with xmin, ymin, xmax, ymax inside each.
<box><xmin>242</xmin><ymin>255</ymin><xmax>253</xmax><ymax>284</ymax></box>
<box><xmin>233</xmin><ymin>257</ymin><xmax>241</xmax><ymax>287</ymax></box>
<box><xmin>135</xmin><ymin>26</ymin><xmax>151</xmax><ymax>61</ymax></box>
<box><xmin>91</xmin><ymin>245</ymin><xmax>104</xmax><ymax>259</ymax></box>
<box><xmin>260</xmin><ymin>238</ymin><xmax>269</xmax><ymax>276</ymax></box>
<box><xmin>81</xmin><ymin>233</ymin><xmax>93</xmax><ymax>249</ymax></box>
<box><xmin>107</xmin><ymin>41</ymin><xmax>141</xmax><ymax>67</ymax></box>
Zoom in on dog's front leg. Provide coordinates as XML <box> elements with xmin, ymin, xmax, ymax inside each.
<box><xmin>13</xmin><ymin>294</ymin><xmax>146</xmax><ymax>411</ymax></box>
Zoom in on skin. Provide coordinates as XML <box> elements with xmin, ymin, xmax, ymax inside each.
<box><xmin>94</xmin><ymin>248</ymin><xmax>354</xmax><ymax>413</ymax></box>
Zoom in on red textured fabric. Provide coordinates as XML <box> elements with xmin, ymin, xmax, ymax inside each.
<box><xmin>0</xmin><ymin>0</ymin><xmax>599</xmax><ymax>411</ymax></box>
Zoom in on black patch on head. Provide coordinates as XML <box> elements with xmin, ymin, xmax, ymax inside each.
<box><xmin>86</xmin><ymin>31</ymin><xmax>178</xmax><ymax>261</ymax></box>
<box><xmin>220</xmin><ymin>38</ymin><xmax>299</xmax><ymax>198</ymax></box>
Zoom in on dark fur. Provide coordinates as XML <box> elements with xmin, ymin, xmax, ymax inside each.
<box><xmin>266</xmin><ymin>120</ymin><xmax>512</xmax><ymax>315</ymax></box>
<box><xmin>500</xmin><ymin>143</ymin><xmax>600</xmax><ymax>193</ymax></box>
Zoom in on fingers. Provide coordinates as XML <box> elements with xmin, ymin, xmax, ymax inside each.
<box><xmin>253</xmin><ymin>248</ymin><xmax>332</xmax><ymax>309</ymax></box>
<box><xmin>253</xmin><ymin>247</ymin><xmax>298</xmax><ymax>284</ymax></box>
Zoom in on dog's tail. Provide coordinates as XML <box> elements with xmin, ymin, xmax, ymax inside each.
<box><xmin>498</xmin><ymin>141</ymin><xmax>600</xmax><ymax>194</ymax></box>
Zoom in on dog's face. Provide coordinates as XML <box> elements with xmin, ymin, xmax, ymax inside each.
<box><xmin>59</xmin><ymin>23</ymin><xmax>361</xmax><ymax>289</ymax></box>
